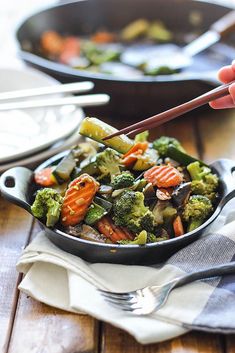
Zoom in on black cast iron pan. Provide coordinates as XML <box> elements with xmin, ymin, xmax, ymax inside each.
<box><xmin>1</xmin><ymin>153</ymin><xmax>235</xmax><ymax>265</ymax></box>
<box><xmin>16</xmin><ymin>0</ymin><xmax>235</xmax><ymax>119</ymax></box>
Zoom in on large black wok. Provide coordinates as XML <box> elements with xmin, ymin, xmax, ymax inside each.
<box><xmin>16</xmin><ymin>0</ymin><xmax>235</xmax><ymax>119</ymax></box>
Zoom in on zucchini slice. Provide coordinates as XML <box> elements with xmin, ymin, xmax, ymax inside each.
<box><xmin>52</xmin><ymin>151</ymin><xmax>76</xmax><ymax>184</ymax></box>
<box><xmin>79</xmin><ymin>117</ymin><xmax>134</xmax><ymax>154</ymax></box>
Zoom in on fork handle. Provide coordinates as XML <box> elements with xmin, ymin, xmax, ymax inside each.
<box><xmin>173</xmin><ymin>262</ymin><xmax>235</xmax><ymax>289</ymax></box>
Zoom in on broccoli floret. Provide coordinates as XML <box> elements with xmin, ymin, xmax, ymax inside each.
<box><xmin>182</xmin><ymin>195</ymin><xmax>213</xmax><ymax>232</ymax></box>
<box><xmin>187</xmin><ymin>161</ymin><xmax>211</xmax><ymax>180</ymax></box>
<box><xmin>96</xmin><ymin>148</ymin><xmax>121</xmax><ymax>182</ymax></box>
<box><xmin>111</xmin><ymin>172</ymin><xmax>135</xmax><ymax>190</ymax></box>
<box><xmin>187</xmin><ymin>162</ymin><xmax>219</xmax><ymax>202</ymax></box>
<box><xmin>31</xmin><ymin>188</ymin><xmax>63</xmax><ymax>227</ymax></box>
<box><xmin>134</xmin><ymin>130</ymin><xmax>149</xmax><ymax>142</ymax></box>
<box><xmin>118</xmin><ymin>230</ymin><xmax>148</xmax><ymax>245</ymax></box>
<box><xmin>146</xmin><ymin>232</ymin><xmax>169</xmax><ymax>243</ymax></box>
<box><xmin>119</xmin><ymin>230</ymin><xmax>168</xmax><ymax>245</ymax></box>
<box><xmin>153</xmin><ymin>136</ymin><xmax>185</xmax><ymax>157</ymax></box>
<box><xmin>113</xmin><ymin>190</ymin><xmax>154</xmax><ymax>233</ymax></box>
<box><xmin>139</xmin><ymin>211</ymin><xmax>155</xmax><ymax>233</ymax></box>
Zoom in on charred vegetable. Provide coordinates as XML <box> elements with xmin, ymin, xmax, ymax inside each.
<box><xmin>85</xmin><ymin>202</ymin><xmax>107</xmax><ymax>225</ymax></box>
<box><xmin>171</xmin><ymin>182</ymin><xmax>191</xmax><ymax>208</ymax></box>
<box><xmin>52</xmin><ymin>151</ymin><xmax>76</xmax><ymax>184</ymax></box>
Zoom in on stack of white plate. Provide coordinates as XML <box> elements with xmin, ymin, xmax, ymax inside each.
<box><xmin>0</xmin><ymin>67</ymin><xmax>84</xmax><ymax>173</ymax></box>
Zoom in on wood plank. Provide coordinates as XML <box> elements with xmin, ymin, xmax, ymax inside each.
<box><xmin>226</xmin><ymin>336</ymin><xmax>235</xmax><ymax>353</ymax></box>
<box><xmin>164</xmin><ymin>114</ymin><xmax>199</xmax><ymax>157</ymax></box>
<box><xmin>8</xmin><ymin>296</ymin><xmax>99</xmax><ymax>353</ymax></box>
<box><xmin>0</xmin><ymin>198</ymin><xmax>33</xmax><ymax>353</ymax></box>
<box><xmin>198</xmin><ymin>109</ymin><xmax>235</xmax><ymax>162</ymax></box>
<box><xmin>101</xmin><ymin>324</ymin><xmax>223</xmax><ymax>353</ymax></box>
<box><xmin>7</xmin><ymin>221</ymin><xmax>99</xmax><ymax>353</ymax></box>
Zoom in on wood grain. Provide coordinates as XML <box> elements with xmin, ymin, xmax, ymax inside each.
<box><xmin>226</xmin><ymin>336</ymin><xmax>235</xmax><ymax>353</ymax></box>
<box><xmin>0</xmin><ymin>198</ymin><xmax>33</xmax><ymax>353</ymax></box>
<box><xmin>8</xmin><ymin>295</ymin><xmax>98</xmax><ymax>353</ymax></box>
<box><xmin>164</xmin><ymin>114</ymin><xmax>199</xmax><ymax>157</ymax></box>
<box><xmin>7</xmin><ymin>221</ymin><xmax>99</xmax><ymax>353</ymax></box>
<box><xmin>198</xmin><ymin>109</ymin><xmax>235</xmax><ymax>162</ymax></box>
<box><xmin>101</xmin><ymin>324</ymin><xmax>223</xmax><ymax>353</ymax></box>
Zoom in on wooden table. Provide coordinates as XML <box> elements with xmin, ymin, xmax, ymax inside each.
<box><xmin>2</xmin><ymin>108</ymin><xmax>235</xmax><ymax>353</ymax></box>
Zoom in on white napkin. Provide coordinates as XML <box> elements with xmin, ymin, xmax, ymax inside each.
<box><xmin>17</xmin><ymin>200</ymin><xmax>235</xmax><ymax>344</ymax></box>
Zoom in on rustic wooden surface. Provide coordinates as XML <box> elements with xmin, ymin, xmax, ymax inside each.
<box><xmin>1</xmin><ymin>107</ymin><xmax>235</xmax><ymax>353</ymax></box>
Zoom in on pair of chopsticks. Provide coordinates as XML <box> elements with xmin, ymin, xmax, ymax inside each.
<box><xmin>103</xmin><ymin>80</ymin><xmax>233</xmax><ymax>140</ymax></box>
<box><xmin>0</xmin><ymin>81</ymin><xmax>109</xmax><ymax>110</ymax></box>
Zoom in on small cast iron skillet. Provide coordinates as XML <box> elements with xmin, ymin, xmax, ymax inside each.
<box><xmin>1</xmin><ymin>152</ymin><xmax>235</xmax><ymax>265</ymax></box>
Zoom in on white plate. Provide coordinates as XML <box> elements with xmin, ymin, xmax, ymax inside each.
<box><xmin>0</xmin><ymin>67</ymin><xmax>84</xmax><ymax>163</ymax></box>
<box><xmin>0</xmin><ymin>128</ymin><xmax>82</xmax><ymax>173</ymax></box>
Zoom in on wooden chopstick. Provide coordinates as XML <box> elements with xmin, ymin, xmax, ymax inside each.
<box><xmin>103</xmin><ymin>80</ymin><xmax>234</xmax><ymax>140</ymax></box>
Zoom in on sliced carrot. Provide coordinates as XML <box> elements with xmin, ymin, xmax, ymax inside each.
<box><xmin>61</xmin><ymin>174</ymin><xmax>99</xmax><ymax>226</ymax></box>
<box><xmin>91</xmin><ymin>31</ymin><xmax>116</xmax><ymax>44</ymax></box>
<box><xmin>173</xmin><ymin>215</ymin><xmax>184</xmax><ymax>237</ymax></box>
<box><xmin>34</xmin><ymin>167</ymin><xmax>56</xmax><ymax>187</ymax></box>
<box><xmin>144</xmin><ymin>165</ymin><xmax>182</xmax><ymax>188</ymax></box>
<box><xmin>59</xmin><ymin>37</ymin><xmax>80</xmax><ymax>64</ymax></box>
<box><xmin>40</xmin><ymin>31</ymin><xmax>64</xmax><ymax>56</ymax></box>
<box><xmin>122</xmin><ymin>142</ymin><xmax>148</xmax><ymax>167</ymax></box>
<box><xmin>96</xmin><ymin>216</ymin><xmax>134</xmax><ymax>243</ymax></box>
<box><xmin>123</xmin><ymin>142</ymin><xmax>148</xmax><ymax>159</ymax></box>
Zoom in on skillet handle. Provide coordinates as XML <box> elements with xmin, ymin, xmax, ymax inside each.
<box><xmin>211</xmin><ymin>159</ymin><xmax>235</xmax><ymax>208</ymax></box>
<box><xmin>0</xmin><ymin>167</ymin><xmax>34</xmax><ymax>213</ymax></box>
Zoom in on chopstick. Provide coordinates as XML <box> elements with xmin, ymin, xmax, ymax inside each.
<box><xmin>103</xmin><ymin>80</ymin><xmax>234</xmax><ymax>140</ymax></box>
<box><xmin>0</xmin><ymin>81</ymin><xmax>94</xmax><ymax>101</ymax></box>
<box><xmin>0</xmin><ymin>94</ymin><xmax>110</xmax><ymax>110</ymax></box>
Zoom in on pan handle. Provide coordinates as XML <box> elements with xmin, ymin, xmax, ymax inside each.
<box><xmin>0</xmin><ymin>167</ymin><xmax>34</xmax><ymax>213</ymax></box>
<box><xmin>210</xmin><ymin>159</ymin><xmax>235</xmax><ymax>209</ymax></box>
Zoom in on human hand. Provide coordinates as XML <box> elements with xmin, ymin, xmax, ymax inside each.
<box><xmin>209</xmin><ymin>61</ymin><xmax>235</xmax><ymax>109</ymax></box>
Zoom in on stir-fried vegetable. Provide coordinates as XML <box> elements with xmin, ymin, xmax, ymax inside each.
<box><xmin>144</xmin><ymin>165</ymin><xmax>183</xmax><ymax>188</ymax></box>
<box><xmin>153</xmin><ymin>136</ymin><xmax>185</xmax><ymax>157</ymax></box>
<box><xmin>34</xmin><ymin>167</ymin><xmax>57</xmax><ymax>187</ymax></box>
<box><xmin>113</xmin><ymin>190</ymin><xmax>155</xmax><ymax>233</ymax></box>
<box><xmin>80</xmin><ymin>117</ymin><xmax>134</xmax><ymax>153</ymax></box>
<box><xmin>31</xmin><ymin>188</ymin><xmax>63</xmax><ymax>227</ymax></box>
<box><xmin>187</xmin><ymin>162</ymin><xmax>219</xmax><ymax>202</ymax></box>
<box><xmin>40</xmin><ymin>18</ymin><xmax>175</xmax><ymax>78</ymax></box>
<box><xmin>182</xmin><ymin>195</ymin><xmax>213</xmax><ymax>232</ymax></box>
<box><xmin>61</xmin><ymin>174</ymin><xmax>99</xmax><ymax>226</ymax></box>
<box><xmin>31</xmin><ymin>117</ymin><xmax>220</xmax><ymax>245</ymax></box>
<box><xmin>111</xmin><ymin>172</ymin><xmax>135</xmax><ymax>189</ymax></box>
<box><xmin>96</xmin><ymin>148</ymin><xmax>121</xmax><ymax>181</ymax></box>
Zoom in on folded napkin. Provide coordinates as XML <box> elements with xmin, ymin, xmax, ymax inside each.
<box><xmin>17</xmin><ymin>200</ymin><xmax>235</xmax><ymax>344</ymax></box>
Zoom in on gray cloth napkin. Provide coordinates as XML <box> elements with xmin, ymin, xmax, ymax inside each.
<box><xmin>17</xmin><ymin>200</ymin><xmax>235</xmax><ymax>344</ymax></box>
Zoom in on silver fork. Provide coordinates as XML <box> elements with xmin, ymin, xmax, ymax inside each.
<box><xmin>99</xmin><ymin>262</ymin><xmax>235</xmax><ymax>315</ymax></box>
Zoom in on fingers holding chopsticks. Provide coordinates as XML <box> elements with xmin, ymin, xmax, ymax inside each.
<box><xmin>210</xmin><ymin>61</ymin><xmax>235</xmax><ymax>109</ymax></box>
